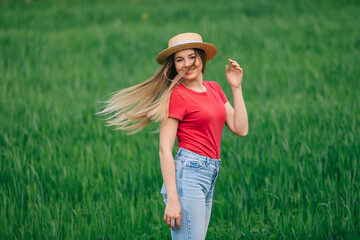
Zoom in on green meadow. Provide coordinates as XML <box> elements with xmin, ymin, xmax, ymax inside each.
<box><xmin>1</xmin><ymin>0</ymin><xmax>359</xmax><ymax>239</ymax></box>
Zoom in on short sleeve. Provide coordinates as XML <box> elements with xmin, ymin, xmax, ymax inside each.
<box><xmin>216</xmin><ymin>83</ymin><xmax>229</xmax><ymax>104</ymax></box>
<box><xmin>168</xmin><ymin>88</ymin><xmax>187</xmax><ymax>120</ymax></box>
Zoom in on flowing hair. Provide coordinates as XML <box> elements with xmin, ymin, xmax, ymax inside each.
<box><xmin>98</xmin><ymin>48</ymin><xmax>207</xmax><ymax>134</ymax></box>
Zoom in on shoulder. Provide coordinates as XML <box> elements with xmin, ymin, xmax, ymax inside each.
<box><xmin>204</xmin><ymin>80</ymin><xmax>219</xmax><ymax>86</ymax></box>
<box><xmin>204</xmin><ymin>81</ymin><xmax>223</xmax><ymax>91</ymax></box>
<box><xmin>204</xmin><ymin>81</ymin><xmax>228</xmax><ymax>102</ymax></box>
<box><xmin>170</xmin><ymin>84</ymin><xmax>186</xmax><ymax>100</ymax></box>
<box><xmin>172</xmin><ymin>84</ymin><xmax>184</xmax><ymax>94</ymax></box>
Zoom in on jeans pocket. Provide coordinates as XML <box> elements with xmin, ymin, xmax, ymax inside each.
<box><xmin>184</xmin><ymin>159</ymin><xmax>206</xmax><ymax>169</ymax></box>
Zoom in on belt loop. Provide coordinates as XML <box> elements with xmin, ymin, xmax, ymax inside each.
<box><xmin>179</xmin><ymin>148</ymin><xmax>183</xmax><ymax>156</ymax></box>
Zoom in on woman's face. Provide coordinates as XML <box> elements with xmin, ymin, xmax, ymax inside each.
<box><xmin>174</xmin><ymin>49</ymin><xmax>203</xmax><ymax>81</ymax></box>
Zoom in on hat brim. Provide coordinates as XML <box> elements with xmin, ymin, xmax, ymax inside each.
<box><xmin>156</xmin><ymin>42</ymin><xmax>217</xmax><ymax>65</ymax></box>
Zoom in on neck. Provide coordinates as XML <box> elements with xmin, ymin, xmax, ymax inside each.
<box><xmin>182</xmin><ymin>78</ymin><xmax>206</xmax><ymax>92</ymax></box>
<box><xmin>183</xmin><ymin>73</ymin><xmax>204</xmax><ymax>88</ymax></box>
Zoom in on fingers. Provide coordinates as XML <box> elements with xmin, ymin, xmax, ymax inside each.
<box><xmin>225</xmin><ymin>65</ymin><xmax>230</xmax><ymax>74</ymax></box>
<box><xmin>170</xmin><ymin>219</ymin><xmax>175</xmax><ymax>230</ymax></box>
<box><xmin>164</xmin><ymin>214</ymin><xmax>171</xmax><ymax>227</ymax></box>
<box><xmin>229</xmin><ymin>59</ymin><xmax>242</xmax><ymax>70</ymax></box>
<box><xmin>164</xmin><ymin>217</ymin><xmax>171</xmax><ymax>228</ymax></box>
<box><xmin>176</xmin><ymin>216</ymin><xmax>181</xmax><ymax>230</ymax></box>
<box><xmin>164</xmin><ymin>216</ymin><xmax>181</xmax><ymax>230</ymax></box>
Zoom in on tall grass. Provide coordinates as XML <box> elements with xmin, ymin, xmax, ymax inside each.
<box><xmin>1</xmin><ymin>0</ymin><xmax>359</xmax><ymax>239</ymax></box>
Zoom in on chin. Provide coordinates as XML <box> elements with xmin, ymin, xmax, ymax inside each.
<box><xmin>185</xmin><ymin>73</ymin><xmax>201</xmax><ymax>81</ymax></box>
<box><xmin>183</xmin><ymin>76</ymin><xmax>196</xmax><ymax>81</ymax></box>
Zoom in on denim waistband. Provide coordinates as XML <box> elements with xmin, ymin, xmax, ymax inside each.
<box><xmin>176</xmin><ymin>148</ymin><xmax>221</xmax><ymax>167</ymax></box>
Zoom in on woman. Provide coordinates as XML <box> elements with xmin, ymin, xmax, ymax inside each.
<box><xmin>99</xmin><ymin>33</ymin><xmax>248</xmax><ymax>239</ymax></box>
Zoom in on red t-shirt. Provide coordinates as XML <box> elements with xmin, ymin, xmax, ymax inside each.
<box><xmin>168</xmin><ymin>81</ymin><xmax>229</xmax><ymax>159</ymax></box>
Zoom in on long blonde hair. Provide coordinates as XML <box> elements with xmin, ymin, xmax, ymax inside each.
<box><xmin>98</xmin><ymin>49</ymin><xmax>207</xmax><ymax>134</ymax></box>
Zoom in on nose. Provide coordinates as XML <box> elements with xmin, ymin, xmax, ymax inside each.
<box><xmin>185</xmin><ymin>59</ymin><xmax>195</xmax><ymax>67</ymax></box>
<box><xmin>184</xmin><ymin>58</ymin><xmax>193</xmax><ymax>68</ymax></box>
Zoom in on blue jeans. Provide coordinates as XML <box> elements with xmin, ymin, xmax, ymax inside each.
<box><xmin>161</xmin><ymin>148</ymin><xmax>221</xmax><ymax>240</ymax></box>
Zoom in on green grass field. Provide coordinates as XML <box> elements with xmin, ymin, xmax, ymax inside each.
<box><xmin>1</xmin><ymin>0</ymin><xmax>359</xmax><ymax>239</ymax></box>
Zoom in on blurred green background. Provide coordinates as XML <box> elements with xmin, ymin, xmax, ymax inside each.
<box><xmin>1</xmin><ymin>0</ymin><xmax>359</xmax><ymax>239</ymax></box>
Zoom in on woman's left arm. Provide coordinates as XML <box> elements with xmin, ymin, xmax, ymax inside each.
<box><xmin>224</xmin><ymin>59</ymin><xmax>248</xmax><ymax>137</ymax></box>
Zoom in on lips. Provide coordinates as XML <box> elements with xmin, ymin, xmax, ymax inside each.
<box><xmin>186</xmin><ymin>68</ymin><xmax>195</xmax><ymax>75</ymax></box>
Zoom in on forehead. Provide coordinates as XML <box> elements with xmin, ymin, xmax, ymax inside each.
<box><xmin>174</xmin><ymin>49</ymin><xmax>195</xmax><ymax>58</ymax></box>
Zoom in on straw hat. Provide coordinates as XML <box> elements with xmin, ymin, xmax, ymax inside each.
<box><xmin>156</xmin><ymin>33</ymin><xmax>217</xmax><ymax>65</ymax></box>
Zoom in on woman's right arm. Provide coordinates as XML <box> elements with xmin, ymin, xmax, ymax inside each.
<box><xmin>159</xmin><ymin>117</ymin><xmax>181</xmax><ymax>231</ymax></box>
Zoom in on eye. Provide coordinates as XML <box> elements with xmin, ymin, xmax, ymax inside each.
<box><xmin>190</xmin><ymin>55</ymin><xmax>196</xmax><ymax>59</ymax></box>
<box><xmin>176</xmin><ymin>59</ymin><xmax>183</xmax><ymax>63</ymax></box>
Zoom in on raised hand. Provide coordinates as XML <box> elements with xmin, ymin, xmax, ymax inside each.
<box><xmin>225</xmin><ymin>59</ymin><xmax>243</xmax><ymax>89</ymax></box>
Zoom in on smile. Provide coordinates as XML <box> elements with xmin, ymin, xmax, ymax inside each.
<box><xmin>186</xmin><ymin>68</ymin><xmax>195</xmax><ymax>74</ymax></box>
